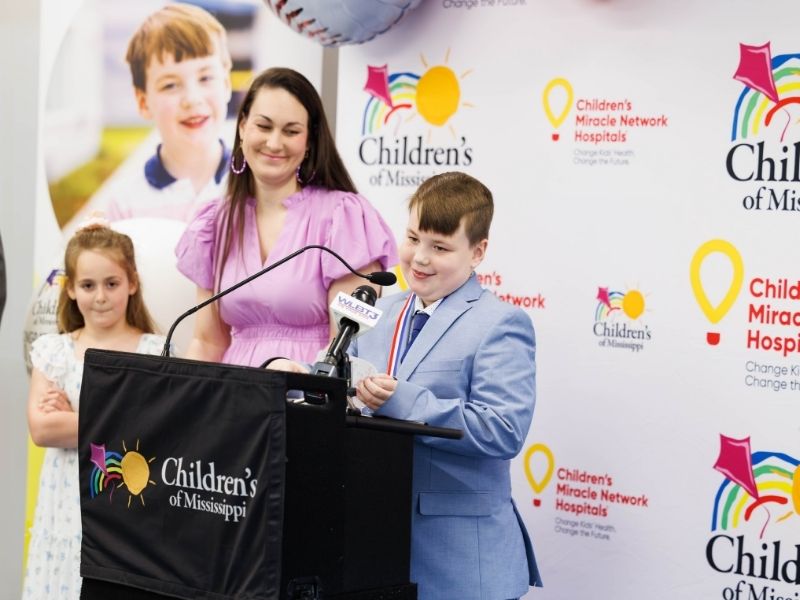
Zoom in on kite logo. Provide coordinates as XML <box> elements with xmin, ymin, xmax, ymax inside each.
<box><xmin>359</xmin><ymin>51</ymin><xmax>475</xmax><ymax>186</ymax></box>
<box><xmin>689</xmin><ymin>239</ymin><xmax>744</xmax><ymax>346</ymax></box>
<box><xmin>593</xmin><ymin>286</ymin><xmax>652</xmax><ymax>352</ymax></box>
<box><xmin>46</xmin><ymin>269</ymin><xmax>66</xmax><ymax>288</ymax></box>
<box><xmin>89</xmin><ymin>440</ymin><xmax>156</xmax><ymax>508</ymax></box>
<box><xmin>727</xmin><ymin>42</ymin><xmax>800</xmax><ymax>212</ymax></box>
<box><xmin>711</xmin><ymin>435</ymin><xmax>800</xmax><ymax>536</ymax></box>
<box><xmin>706</xmin><ymin>434</ymin><xmax>800</xmax><ymax>596</ymax></box>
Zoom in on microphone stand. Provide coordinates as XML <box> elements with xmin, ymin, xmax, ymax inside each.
<box><xmin>304</xmin><ymin>333</ymin><xmax>353</xmax><ymax>405</ymax></box>
<box><xmin>161</xmin><ymin>244</ymin><xmax>394</xmax><ymax>357</ymax></box>
<box><xmin>302</xmin><ymin>353</ymin><xmax>352</xmax><ymax>405</ymax></box>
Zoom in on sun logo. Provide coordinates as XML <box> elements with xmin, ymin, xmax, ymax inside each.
<box><xmin>89</xmin><ymin>440</ymin><xmax>156</xmax><ymax>508</ymax></box>
<box><xmin>362</xmin><ymin>50</ymin><xmax>474</xmax><ymax>139</ymax></box>
<box><xmin>393</xmin><ymin>265</ymin><xmax>408</xmax><ymax>291</ymax></box>
<box><xmin>595</xmin><ymin>286</ymin><xmax>649</xmax><ymax>321</ymax></box>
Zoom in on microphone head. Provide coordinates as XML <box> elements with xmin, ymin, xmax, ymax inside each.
<box><xmin>367</xmin><ymin>271</ymin><xmax>397</xmax><ymax>286</ymax></box>
<box><xmin>329</xmin><ymin>288</ymin><xmax>383</xmax><ymax>339</ymax></box>
<box><xmin>353</xmin><ymin>285</ymin><xmax>377</xmax><ymax>305</ymax></box>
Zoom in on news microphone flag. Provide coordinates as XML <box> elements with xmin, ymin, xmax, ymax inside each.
<box><xmin>330</xmin><ymin>290</ymin><xmax>383</xmax><ymax>339</ymax></box>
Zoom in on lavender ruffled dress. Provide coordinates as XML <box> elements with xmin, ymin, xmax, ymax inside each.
<box><xmin>175</xmin><ymin>186</ymin><xmax>398</xmax><ymax>366</ymax></box>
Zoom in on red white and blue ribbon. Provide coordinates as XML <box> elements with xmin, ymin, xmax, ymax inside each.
<box><xmin>385</xmin><ymin>293</ymin><xmax>416</xmax><ymax>376</ymax></box>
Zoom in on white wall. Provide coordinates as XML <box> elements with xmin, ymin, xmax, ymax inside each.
<box><xmin>0</xmin><ymin>0</ymin><xmax>40</xmax><ymax>594</ymax></box>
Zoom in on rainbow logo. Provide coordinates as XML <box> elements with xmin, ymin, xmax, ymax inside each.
<box><xmin>711</xmin><ymin>435</ymin><xmax>800</xmax><ymax>537</ymax></box>
<box><xmin>45</xmin><ymin>269</ymin><xmax>66</xmax><ymax>288</ymax></box>
<box><xmin>731</xmin><ymin>43</ymin><xmax>800</xmax><ymax>142</ymax></box>
<box><xmin>89</xmin><ymin>440</ymin><xmax>156</xmax><ymax>508</ymax></box>
<box><xmin>595</xmin><ymin>286</ymin><xmax>646</xmax><ymax>322</ymax></box>
<box><xmin>89</xmin><ymin>448</ymin><xmax>123</xmax><ymax>498</ymax></box>
<box><xmin>361</xmin><ymin>50</ymin><xmax>474</xmax><ymax>137</ymax></box>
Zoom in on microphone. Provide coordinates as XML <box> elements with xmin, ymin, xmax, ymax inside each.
<box><xmin>305</xmin><ymin>285</ymin><xmax>381</xmax><ymax>404</ymax></box>
<box><xmin>161</xmin><ymin>245</ymin><xmax>396</xmax><ymax>357</ymax></box>
<box><xmin>363</xmin><ymin>270</ymin><xmax>395</xmax><ymax>286</ymax></box>
<box><xmin>312</xmin><ymin>285</ymin><xmax>381</xmax><ymax>376</ymax></box>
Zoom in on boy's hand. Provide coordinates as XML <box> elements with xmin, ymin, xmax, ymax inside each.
<box><xmin>356</xmin><ymin>374</ymin><xmax>397</xmax><ymax>411</ymax></box>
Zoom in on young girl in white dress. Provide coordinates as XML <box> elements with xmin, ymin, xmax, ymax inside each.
<box><xmin>22</xmin><ymin>222</ymin><xmax>167</xmax><ymax>599</ymax></box>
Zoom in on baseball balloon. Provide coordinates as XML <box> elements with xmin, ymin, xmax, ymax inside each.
<box><xmin>263</xmin><ymin>0</ymin><xmax>423</xmax><ymax>46</ymax></box>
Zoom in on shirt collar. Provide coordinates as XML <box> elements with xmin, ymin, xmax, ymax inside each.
<box><xmin>413</xmin><ymin>295</ymin><xmax>442</xmax><ymax>316</ymax></box>
<box><xmin>144</xmin><ymin>140</ymin><xmax>230</xmax><ymax>190</ymax></box>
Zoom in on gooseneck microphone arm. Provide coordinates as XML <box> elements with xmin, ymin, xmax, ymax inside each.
<box><xmin>161</xmin><ymin>244</ymin><xmax>396</xmax><ymax>357</ymax></box>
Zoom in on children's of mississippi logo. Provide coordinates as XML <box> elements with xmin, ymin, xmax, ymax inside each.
<box><xmin>706</xmin><ymin>434</ymin><xmax>800</xmax><ymax>597</ymax></box>
<box><xmin>359</xmin><ymin>51</ymin><xmax>474</xmax><ymax>187</ymax></box>
<box><xmin>89</xmin><ymin>440</ymin><xmax>156</xmax><ymax>508</ymax></box>
<box><xmin>593</xmin><ymin>286</ymin><xmax>652</xmax><ymax>351</ymax></box>
<box><xmin>727</xmin><ymin>42</ymin><xmax>800</xmax><ymax>212</ymax></box>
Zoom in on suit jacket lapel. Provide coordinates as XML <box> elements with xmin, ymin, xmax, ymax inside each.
<box><xmin>397</xmin><ymin>276</ymin><xmax>483</xmax><ymax>379</ymax></box>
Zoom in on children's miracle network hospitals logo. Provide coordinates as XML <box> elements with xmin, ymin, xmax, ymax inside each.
<box><xmin>726</xmin><ymin>42</ymin><xmax>800</xmax><ymax>213</ymax></box>
<box><xmin>89</xmin><ymin>439</ymin><xmax>156</xmax><ymax>508</ymax></box>
<box><xmin>541</xmin><ymin>77</ymin><xmax>669</xmax><ymax>152</ymax></box>
<box><xmin>690</xmin><ymin>239</ymin><xmax>744</xmax><ymax>347</ymax></box>
<box><xmin>593</xmin><ymin>285</ymin><xmax>652</xmax><ymax>352</ymax></box>
<box><xmin>358</xmin><ymin>50</ymin><xmax>475</xmax><ymax>186</ymax></box>
<box><xmin>523</xmin><ymin>442</ymin><xmax>650</xmax><ymax>538</ymax></box>
<box><xmin>706</xmin><ymin>434</ymin><xmax>800</xmax><ymax>595</ymax></box>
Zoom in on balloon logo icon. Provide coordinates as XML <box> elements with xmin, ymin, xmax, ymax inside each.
<box><xmin>524</xmin><ymin>443</ymin><xmax>555</xmax><ymax>507</ymax></box>
<box><xmin>542</xmin><ymin>78</ymin><xmax>574</xmax><ymax>141</ymax></box>
<box><xmin>689</xmin><ymin>239</ymin><xmax>744</xmax><ymax>346</ymax></box>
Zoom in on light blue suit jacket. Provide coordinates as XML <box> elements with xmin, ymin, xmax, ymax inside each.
<box><xmin>352</xmin><ymin>275</ymin><xmax>541</xmax><ymax>600</ymax></box>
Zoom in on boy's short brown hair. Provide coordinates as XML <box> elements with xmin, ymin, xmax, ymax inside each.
<box><xmin>126</xmin><ymin>3</ymin><xmax>232</xmax><ymax>92</ymax></box>
<box><xmin>408</xmin><ymin>171</ymin><xmax>493</xmax><ymax>246</ymax></box>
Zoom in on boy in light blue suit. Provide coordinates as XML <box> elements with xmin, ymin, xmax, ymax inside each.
<box><xmin>353</xmin><ymin>171</ymin><xmax>542</xmax><ymax>599</ymax></box>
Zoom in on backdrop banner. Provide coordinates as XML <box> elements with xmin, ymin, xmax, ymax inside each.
<box><xmin>335</xmin><ymin>2</ymin><xmax>800</xmax><ymax>598</ymax></box>
<box><xmin>29</xmin><ymin>1</ymin><xmax>800</xmax><ymax>599</ymax></box>
<box><xmin>78</xmin><ymin>350</ymin><xmax>286</xmax><ymax>600</ymax></box>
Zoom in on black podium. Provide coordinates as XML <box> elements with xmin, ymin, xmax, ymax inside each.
<box><xmin>77</xmin><ymin>349</ymin><xmax>456</xmax><ymax>600</ymax></box>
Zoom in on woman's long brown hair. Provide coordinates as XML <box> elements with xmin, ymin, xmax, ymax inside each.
<box><xmin>217</xmin><ymin>67</ymin><xmax>357</xmax><ymax>290</ymax></box>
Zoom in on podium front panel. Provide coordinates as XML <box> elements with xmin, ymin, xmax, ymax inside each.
<box><xmin>79</xmin><ymin>350</ymin><xmax>287</xmax><ymax>600</ymax></box>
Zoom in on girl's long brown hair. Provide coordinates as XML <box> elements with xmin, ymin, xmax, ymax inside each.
<box><xmin>57</xmin><ymin>224</ymin><xmax>156</xmax><ymax>334</ymax></box>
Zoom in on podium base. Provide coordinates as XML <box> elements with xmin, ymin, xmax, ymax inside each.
<box><xmin>326</xmin><ymin>583</ymin><xmax>417</xmax><ymax>599</ymax></box>
<box><xmin>81</xmin><ymin>578</ymin><xmax>170</xmax><ymax>599</ymax></box>
<box><xmin>81</xmin><ymin>578</ymin><xmax>417</xmax><ymax>600</ymax></box>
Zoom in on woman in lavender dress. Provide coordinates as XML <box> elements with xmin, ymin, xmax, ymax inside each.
<box><xmin>176</xmin><ymin>68</ymin><xmax>397</xmax><ymax>366</ymax></box>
